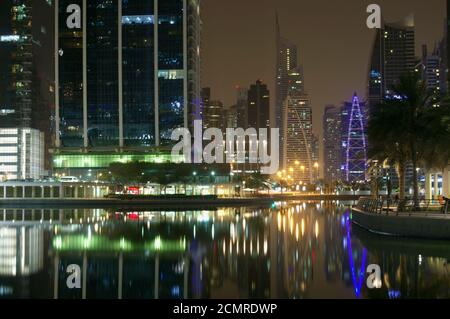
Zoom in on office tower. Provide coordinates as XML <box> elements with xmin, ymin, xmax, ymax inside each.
<box><xmin>247</xmin><ymin>80</ymin><xmax>270</xmax><ymax>131</ymax></box>
<box><xmin>235</xmin><ymin>86</ymin><xmax>248</xmax><ymax>129</ymax></box>
<box><xmin>201</xmin><ymin>87</ymin><xmax>224</xmax><ymax>130</ymax></box>
<box><xmin>423</xmin><ymin>46</ymin><xmax>442</xmax><ymax>96</ymax></box>
<box><xmin>0</xmin><ymin>128</ymin><xmax>45</xmax><ymax>181</ymax></box>
<box><xmin>323</xmin><ymin>105</ymin><xmax>342</xmax><ymax>183</ymax></box>
<box><xmin>341</xmin><ymin>94</ymin><xmax>367</xmax><ymax>182</ymax></box>
<box><xmin>367</xmin><ymin>16</ymin><xmax>415</xmax><ymax>114</ymax></box>
<box><xmin>276</xmin><ymin>13</ymin><xmax>298</xmax><ymax>165</ymax></box>
<box><xmin>438</xmin><ymin>37</ymin><xmax>448</xmax><ymax>96</ymax></box>
<box><xmin>200</xmin><ymin>87</ymin><xmax>211</xmax><ymax>124</ymax></box>
<box><xmin>311</xmin><ymin>134</ymin><xmax>319</xmax><ymax>181</ymax></box>
<box><xmin>447</xmin><ymin>0</ymin><xmax>450</xmax><ymax>87</ymax></box>
<box><xmin>201</xmin><ymin>88</ymin><xmax>224</xmax><ymax>131</ymax></box>
<box><xmin>203</xmin><ymin>99</ymin><xmax>223</xmax><ymax>130</ymax></box>
<box><xmin>0</xmin><ymin>0</ymin><xmax>53</xmax><ymax>170</ymax></box>
<box><xmin>0</xmin><ymin>1</ymin><xmax>33</xmax><ymax>128</ymax></box>
<box><xmin>223</xmin><ymin>88</ymin><xmax>248</xmax><ymax>139</ymax></box>
<box><xmin>282</xmin><ymin>68</ymin><xmax>313</xmax><ymax>184</ymax></box>
<box><xmin>54</xmin><ymin>0</ymin><xmax>201</xmax><ymax>175</ymax></box>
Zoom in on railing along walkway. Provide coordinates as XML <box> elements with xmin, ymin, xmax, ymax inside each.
<box><xmin>355</xmin><ymin>197</ymin><xmax>450</xmax><ymax>217</ymax></box>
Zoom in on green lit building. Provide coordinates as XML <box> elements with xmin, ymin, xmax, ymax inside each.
<box><xmin>53</xmin><ymin>151</ymin><xmax>185</xmax><ymax>178</ymax></box>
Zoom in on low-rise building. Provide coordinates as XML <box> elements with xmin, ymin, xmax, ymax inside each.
<box><xmin>0</xmin><ymin>128</ymin><xmax>44</xmax><ymax>181</ymax></box>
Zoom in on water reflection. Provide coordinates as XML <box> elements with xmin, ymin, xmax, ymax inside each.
<box><xmin>0</xmin><ymin>202</ymin><xmax>449</xmax><ymax>299</ymax></box>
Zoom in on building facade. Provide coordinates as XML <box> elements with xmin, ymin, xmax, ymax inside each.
<box><xmin>201</xmin><ymin>87</ymin><xmax>224</xmax><ymax>131</ymax></box>
<box><xmin>0</xmin><ymin>1</ymin><xmax>33</xmax><ymax>128</ymax></box>
<box><xmin>55</xmin><ymin>0</ymin><xmax>201</xmax><ymax>150</ymax></box>
<box><xmin>323</xmin><ymin>105</ymin><xmax>342</xmax><ymax>183</ymax></box>
<box><xmin>282</xmin><ymin>68</ymin><xmax>313</xmax><ymax>184</ymax></box>
<box><xmin>0</xmin><ymin>128</ymin><xmax>45</xmax><ymax>181</ymax></box>
<box><xmin>53</xmin><ymin>0</ymin><xmax>201</xmax><ymax>176</ymax></box>
<box><xmin>367</xmin><ymin>16</ymin><xmax>415</xmax><ymax>114</ymax></box>
<box><xmin>226</xmin><ymin>86</ymin><xmax>248</xmax><ymax>130</ymax></box>
<box><xmin>247</xmin><ymin>80</ymin><xmax>270</xmax><ymax>131</ymax></box>
<box><xmin>0</xmin><ymin>0</ymin><xmax>54</xmax><ymax>170</ymax></box>
<box><xmin>275</xmin><ymin>13</ymin><xmax>298</xmax><ymax>165</ymax></box>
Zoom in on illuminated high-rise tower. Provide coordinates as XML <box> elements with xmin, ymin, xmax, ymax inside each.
<box><xmin>282</xmin><ymin>68</ymin><xmax>313</xmax><ymax>184</ymax></box>
<box><xmin>0</xmin><ymin>1</ymin><xmax>33</xmax><ymax>128</ymax></box>
<box><xmin>0</xmin><ymin>0</ymin><xmax>53</xmax><ymax>170</ymax></box>
<box><xmin>323</xmin><ymin>105</ymin><xmax>342</xmax><ymax>183</ymax></box>
<box><xmin>276</xmin><ymin>12</ymin><xmax>298</xmax><ymax>165</ymax></box>
<box><xmin>447</xmin><ymin>0</ymin><xmax>450</xmax><ymax>85</ymax></box>
<box><xmin>54</xmin><ymin>0</ymin><xmax>201</xmax><ymax>175</ymax></box>
<box><xmin>342</xmin><ymin>94</ymin><xmax>367</xmax><ymax>182</ymax></box>
<box><xmin>55</xmin><ymin>0</ymin><xmax>201</xmax><ymax>149</ymax></box>
<box><xmin>367</xmin><ymin>16</ymin><xmax>415</xmax><ymax>114</ymax></box>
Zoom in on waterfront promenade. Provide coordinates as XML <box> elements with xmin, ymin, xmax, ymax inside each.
<box><xmin>352</xmin><ymin>197</ymin><xmax>450</xmax><ymax>240</ymax></box>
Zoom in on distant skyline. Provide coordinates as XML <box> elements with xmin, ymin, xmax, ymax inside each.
<box><xmin>201</xmin><ymin>0</ymin><xmax>445</xmax><ymax>148</ymax></box>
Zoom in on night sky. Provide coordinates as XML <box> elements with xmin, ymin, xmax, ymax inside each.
<box><xmin>202</xmin><ymin>0</ymin><xmax>446</xmax><ymax>156</ymax></box>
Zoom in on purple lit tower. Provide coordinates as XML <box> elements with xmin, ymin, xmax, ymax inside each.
<box><xmin>341</xmin><ymin>94</ymin><xmax>368</xmax><ymax>182</ymax></box>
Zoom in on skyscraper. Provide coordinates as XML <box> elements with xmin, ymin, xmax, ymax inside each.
<box><xmin>0</xmin><ymin>1</ymin><xmax>33</xmax><ymax>128</ymax></box>
<box><xmin>367</xmin><ymin>16</ymin><xmax>415</xmax><ymax>114</ymax></box>
<box><xmin>247</xmin><ymin>80</ymin><xmax>270</xmax><ymax>131</ymax></box>
<box><xmin>447</xmin><ymin>0</ymin><xmax>450</xmax><ymax>87</ymax></box>
<box><xmin>341</xmin><ymin>94</ymin><xmax>367</xmax><ymax>182</ymax></box>
<box><xmin>323</xmin><ymin>105</ymin><xmax>342</xmax><ymax>183</ymax></box>
<box><xmin>276</xmin><ymin>13</ymin><xmax>298</xmax><ymax>165</ymax></box>
<box><xmin>282</xmin><ymin>68</ymin><xmax>313</xmax><ymax>184</ymax></box>
<box><xmin>0</xmin><ymin>0</ymin><xmax>54</xmax><ymax>171</ymax></box>
<box><xmin>224</xmin><ymin>87</ymin><xmax>247</xmax><ymax>130</ymax></box>
<box><xmin>422</xmin><ymin>45</ymin><xmax>442</xmax><ymax>96</ymax></box>
<box><xmin>54</xmin><ymin>0</ymin><xmax>201</xmax><ymax>174</ymax></box>
<box><xmin>201</xmin><ymin>88</ymin><xmax>224</xmax><ymax>131</ymax></box>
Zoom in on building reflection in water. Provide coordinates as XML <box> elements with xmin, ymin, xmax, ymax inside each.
<box><xmin>0</xmin><ymin>203</ymin><xmax>450</xmax><ymax>299</ymax></box>
<box><xmin>0</xmin><ymin>226</ymin><xmax>45</xmax><ymax>298</ymax></box>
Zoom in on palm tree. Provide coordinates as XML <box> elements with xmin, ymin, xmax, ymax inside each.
<box><xmin>245</xmin><ymin>172</ymin><xmax>271</xmax><ymax>194</ymax></box>
<box><xmin>391</xmin><ymin>73</ymin><xmax>434</xmax><ymax>205</ymax></box>
<box><xmin>368</xmin><ymin>73</ymin><xmax>450</xmax><ymax>205</ymax></box>
<box><xmin>368</xmin><ymin>99</ymin><xmax>410</xmax><ymax>200</ymax></box>
<box><xmin>368</xmin><ymin>72</ymin><xmax>443</xmax><ymax>203</ymax></box>
<box><xmin>420</xmin><ymin>103</ymin><xmax>450</xmax><ymax>177</ymax></box>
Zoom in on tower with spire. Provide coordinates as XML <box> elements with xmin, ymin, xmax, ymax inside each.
<box><xmin>276</xmin><ymin>12</ymin><xmax>298</xmax><ymax>166</ymax></box>
<box><xmin>342</xmin><ymin>94</ymin><xmax>367</xmax><ymax>182</ymax></box>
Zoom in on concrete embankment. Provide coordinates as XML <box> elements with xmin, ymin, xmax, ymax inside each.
<box><xmin>352</xmin><ymin>208</ymin><xmax>450</xmax><ymax>240</ymax></box>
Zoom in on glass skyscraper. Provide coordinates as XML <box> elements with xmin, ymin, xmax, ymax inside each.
<box><xmin>367</xmin><ymin>16</ymin><xmax>415</xmax><ymax>114</ymax></box>
<box><xmin>0</xmin><ymin>0</ymin><xmax>53</xmax><ymax>171</ymax></box>
<box><xmin>275</xmin><ymin>13</ymin><xmax>297</xmax><ymax>166</ymax></box>
<box><xmin>282</xmin><ymin>68</ymin><xmax>313</xmax><ymax>184</ymax></box>
<box><xmin>0</xmin><ymin>1</ymin><xmax>33</xmax><ymax>128</ymax></box>
<box><xmin>55</xmin><ymin>0</ymin><xmax>201</xmax><ymax>150</ymax></box>
<box><xmin>323</xmin><ymin>105</ymin><xmax>342</xmax><ymax>183</ymax></box>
